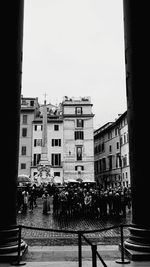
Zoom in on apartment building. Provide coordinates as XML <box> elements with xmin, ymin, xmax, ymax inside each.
<box><xmin>18</xmin><ymin>95</ymin><xmax>95</xmax><ymax>184</ymax></box>
<box><xmin>62</xmin><ymin>96</ymin><xmax>95</xmax><ymax>182</ymax></box>
<box><xmin>94</xmin><ymin>111</ymin><xmax>130</xmax><ymax>189</ymax></box>
<box><xmin>18</xmin><ymin>96</ymin><xmax>39</xmax><ymax>177</ymax></box>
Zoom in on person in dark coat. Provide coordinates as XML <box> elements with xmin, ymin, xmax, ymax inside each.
<box><xmin>42</xmin><ymin>191</ymin><xmax>50</xmax><ymax>215</ymax></box>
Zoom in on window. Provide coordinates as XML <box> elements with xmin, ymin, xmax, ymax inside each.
<box><xmin>52</xmin><ymin>139</ymin><xmax>61</xmax><ymax>146</ymax></box>
<box><xmin>21</xmin><ymin>146</ymin><xmax>26</xmax><ymax>155</ymax></box>
<box><xmin>22</xmin><ymin>114</ymin><xmax>27</xmax><ymax>124</ymax></box>
<box><xmin>109</xmin><ymin>145</ymin><xmax>112</xmax><ymax>152</ymax></box>
<box><xmin>76</xmin><ymin>146</ymin><xmax>82</xmax><ymax>161</ymax></box>
<box><xmin>123</xmin><ymin>155</ymin><xmax>127</xmax><ymax>167</ymax></box>
<box><xmin>34</xmin><ymin>125</ymin><xmax>42</xmax><ymax>131</ymax></box>
<box><xmin>54</xmin><ymin>125</ymin><xmax>59</xmax><ymax>131</ymax></box>
<box><xmin>34</xmin><ymin>139</ymin><xmax>42</xmax><ymax>147</ymax></box>
<box><xmin>75</xmin><ymin>165</ymin><xmax>84</xmax><ymax>171</ymax></box>
<box><xmin>51</xmin><ymin>153</ymin><xmax>61</xmax><ymax>166</ymax></box>
<box><xmin>124</xmin><ymin>134</ymin><xmax>126</xmax><ymax>143</ymax></box>
<box><xmin>77</xmin><ymin>119</ymin><xmax>84</xmax><ymax>127</ymax></box>
<box><xmin>108</xmin><ymin>155</ymin><xmax>112</xmax><ymax>170</ymax></box>
<box><xmin>116</xmin><ymin>142</ymin><xmax>119</xmax><ymax>149</ymax></box>
<box><xmin>98</xmin><ymin>144</ymin><xmax>101</xmax><ymax>153</ymax></box>
<box><xmin>108</xmin><ymin>131</ymin><xmax>112</xmax><ymax>139</ymax></box>
<box><xmin>33</xmin><ymin>153</ymin><xmax>41</xmax><ymax>166</ymax></box>
<box><xmin>21</xmin><ymin>163</ymin><xmax>26</xmax><ymax>169</ymax></box>
<box><xmin>54</xmin><ymin>172</ymin><xmax>60</xmax><ymax>177</ymax></box>
<box><xmin>102</xmin><ymin>143</ymin><xmax>105</xmax><ymax>152</ymax></box>
<box><xmin>30</xmin><ymin>100</ymin><xmax>34</xmax><ymax>106</ymax></box>
<box><xmin>116</xmin><ymin>153</ymin><xmax>120</xmax><ymax>168</ymax></box>
<box><xmin>102</xmin><ymin>158</ymin><xmax>106</xmax><ymax>170</ymax></box>
<box><xmin>74</xmin><ymin>131</ymin><xmax>84</xmax><ymax>140</ymax></box>
<box><xmin>127</xmin><ymin>133</ymin><xmax>129</xmax><ymax>142</ymax></box>
<box><xmin>75</xmin><ymin>107</ymin><xmax>82</xmax><ymax>115</ymax></box>
<box><xmin>115</xmin><ymin>127</ymin><xmax>118</xmax><ymax>136</ymax></box>
<box><xmin>99</xmin><ymin>159</ymin><xmax>102</xmax><ymax>172</ymax></box>
<box><xmin>22</xmin><ymin>128</ymin><xmax>27</xmax><ymax>137</ymax></box>
<box><xmin>22</xmin><ymin>100</ymin><xmax>26</xmax><ymax>105</ymax></box>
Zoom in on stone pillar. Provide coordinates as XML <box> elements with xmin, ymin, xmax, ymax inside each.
<box><xmin>37</xmin><ymin>100</ymin><xmax>51</xmax><ymax>184</ymax></box>
<box><xmin>123</xmin><ymin>1</ymin><xmax>150</xmax><ymax>260</ymax></box>
<box><xmin>0</xmin><ymin>1</ymin><xmax>27</xmax><ymax>261</ymax></box>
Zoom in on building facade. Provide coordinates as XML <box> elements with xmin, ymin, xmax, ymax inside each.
<box><xmin>30</xmin><ymin>103</ymin><xmax>64</xmax><ymax>184</ymax></box>
<box><xmin>62</xmin><ymin>96</ymin><xmax>95</xmax><ymax>182</ymax></box>
<box><xmin>94</xmin><ymin>111</ymin><xmax>130</xmax><ymax>189</ymax></box>
<box><xmin>18</xmin><ymin>95</ymin><xmax>95</xmax><ymax>184</ymax></box>
<box><xmin>18</xmin><ymin>96</ymin><xmax>39</xmax><ymax>177</ymax></box>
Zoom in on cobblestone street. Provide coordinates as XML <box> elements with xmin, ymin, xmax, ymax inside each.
<box><xmin>17</xmin><ymin>197</ymin><xmax>132</xmax><ymax>246</ymax></box>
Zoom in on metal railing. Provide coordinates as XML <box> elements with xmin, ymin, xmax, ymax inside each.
<box><xmin>10</xmin><ymin>223</ymin><xmax>132</xmax><ymax>266</ymax></box>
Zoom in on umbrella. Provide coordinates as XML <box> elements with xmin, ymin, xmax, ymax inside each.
<box><xmin>66</xmin><ymin>178</ymin><xmax>79</xmax><ymax>183</ymax></box>
<box><xmin>76</xmin><ymin>178</ymin><xmax>83</xmax><ymax>182</ymax></box>
<box><xmin>53</xmin><ymin>176</ymin><xmax>63</xmax><ymax>184</ymax></box>
<box><xmin>18</xmin><ymin>174</ymin><xmax>31</xmax><ymax>183</ymax></box>
<box><xmin>82</xmin><ymin>179</ymin><xmax>96</xmax><ymax>183</ymax></box>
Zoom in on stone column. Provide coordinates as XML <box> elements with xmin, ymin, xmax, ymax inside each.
<box><xmin>0</xmin><ymin>1</ymin><xmax>27</xmax><ymax>261</ymax></box>
<box><xmin>37</xmin><ymin>100</ymin><xmax>51</xmax><ymax>184</ymax></box>
<box><xmin>123</xmin><ymin>1</ymin><xmax>150</xmax><ymax>260</ymax></box>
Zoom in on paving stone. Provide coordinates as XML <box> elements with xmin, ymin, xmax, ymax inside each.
<box><xmin>17</xmin><ymin>198</ymin><xmax>132</xmax><ymax>246</ymax></box>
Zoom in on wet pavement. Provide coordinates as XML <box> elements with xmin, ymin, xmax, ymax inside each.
<box><xmin>17</xmin><ymin>197</ymin><xmax>132</xmax><ymax>246</ymax></box>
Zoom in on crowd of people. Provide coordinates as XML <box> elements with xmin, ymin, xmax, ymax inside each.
<box><xmin>52</xmin><ymin>183</ymin><xmax>131</xmax><ymax>219</ymax></box>
<box><xmin>17</xmin><ymin>185</ymin><xmax>38</xmax><ymax>213</ymax></box>
<box><xmin>17</xmin><ymin>182</ymin><xmax>131</xmax><ymax>220</ymax></box>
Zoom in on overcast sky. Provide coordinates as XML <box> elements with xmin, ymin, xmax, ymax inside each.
<box><xmin>22</xmin><ymin>0</ymin><xmax>127</xmax><ymax>129</ymax></box>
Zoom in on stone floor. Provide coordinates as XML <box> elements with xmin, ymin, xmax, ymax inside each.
<box><xmin>1</xmin><ymin>201</ymin><xmax>149</xmax><ymax>267</ymax></box>
<box><xmin>17</xmin><ymin>197</ymin><xmax>132</xmax><ymax>246</ymax></box>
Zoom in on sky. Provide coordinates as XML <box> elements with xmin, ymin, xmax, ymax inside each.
<box><xmin>22</xmin><ymin>0</ymin><xmax>127</xmax><ymax>130</ymax></box>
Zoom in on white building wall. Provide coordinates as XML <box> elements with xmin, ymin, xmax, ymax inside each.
<box><xmin>63</xmin><ymin>98</ymin><xmax>94</xmax><ymax>182</ymax></box>
<box><xmin>63</xmin><ymin>105</ymin><xmax>92</xmax><ymax>116</ymax></box>
<box><xmin>19</xmin><ymin>112</ymin><xmax>36</xmax><ymax>177</ymax></box>
<box><xmin>120</xmin><ymin>121</ymin><xmax>130</xmax><ymax>187</ymax></box>
<box><xmin>47</xmin><ymin>122</ymin><xmax>63</xmax><ymax>167</ymax></box>
<box><xmin>31</xmin><ymin>121</ymin><xmax>64</xmax><ymax>183</ymax></box>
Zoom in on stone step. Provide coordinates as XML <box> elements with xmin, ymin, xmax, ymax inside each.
<box><xmin>0</xmin><ymin>244</ymin><xmax>28</xmax><ymax>262</ymax></box>
<box><xmin>23</xmin><ymin>245</ymin><xmax>121</xmax><ymax>262</ymax></box>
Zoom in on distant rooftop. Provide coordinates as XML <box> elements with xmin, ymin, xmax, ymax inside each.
<box><xmin>62</xmin><ymin>96</ymin><xmax>91</xmax><ymax>103</ymax></box>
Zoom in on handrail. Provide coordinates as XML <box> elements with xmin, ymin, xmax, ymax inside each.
<box><xmin>15</xmin><ymin>223</ymin><xmax>132</xmax><ymax>267</ymax></box>
<box><xmin>80</xmin><ymin>223</ymin><xmax>131</xmax><ymax>267</ymax></box>
<box><xmin>19</xmin><ymin>222</ymin><xmax>132</xmax><ymax>234</ymax></box>
<box><xmin>81</xmin><ymin>233</ymin><xmax>107</xmax><ymax>267</ymax></box>
<box><xmin>19</xmin><ymin>224</ymin><xmax>78</xmax><ymax>234</ymax></box>
<box><xmin>79</xmin><ymin>223</ymin><xmax>132</xmax><ymax>234</ymax></box>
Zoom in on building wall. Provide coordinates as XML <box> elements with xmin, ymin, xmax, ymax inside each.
<box><xmin>18</xmin><ymin>97</ymin><xmax>38</xmax><ymax>177</ymax></box>
<box><xmin>19</xmin><ymin>96</ymin><xmax>130</xmax><ymax>188</ymax></box>
<box><xmin>30</xmin><ymin>119</ymin><xmax>64</xmax><ymax>183</ymax></box>
<box><xmin>63</xmin><ymin>96</ymin><xmax>95</xmax><ymax>182</ymax></box>
<box><xmin>119</xmin><ymin>116</ymin><xmax>130</xmax><ymax>187</ymax></box>
<box><xmin>94</xmin><ymin>111</ymin><xmax>130</xmax><ymax>189</ymax></box>
<box><xmin>47</xmin><ymin>121</ymin><xmax>63</xmax><ymax>180</ymax></box>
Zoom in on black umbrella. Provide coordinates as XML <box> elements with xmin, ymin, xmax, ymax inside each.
<box><xmin>18</xmin><ymin>174</ymin><xmax>31</xmax><ymax>183</ymax></box>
